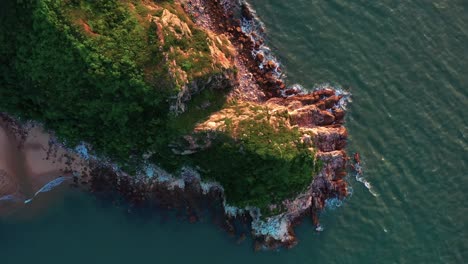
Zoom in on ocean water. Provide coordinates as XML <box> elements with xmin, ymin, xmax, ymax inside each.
<box><xmin>1</xmin><ymin>0</ymin><xmax>467</xmax><ymax>263</ymax></box>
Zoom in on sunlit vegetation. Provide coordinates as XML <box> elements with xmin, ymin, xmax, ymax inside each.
<box><xmin>153</xmin><ymin>102</ymin><xmax>321</xmax><ymax>214</ymax></box>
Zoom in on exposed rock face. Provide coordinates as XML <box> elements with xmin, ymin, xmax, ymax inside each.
<box><xmin>304</xmin><ymin>126</ymin><xmax>348</xmax><ymax>152</ymax></box>
<box><xmin>187</xmin><ymin>81</ymin><xmax>349</xmax><ymax>249</ymax></box>
<box><xmin>157</xmin><ymin>9</ymin><xmax>193</xmax><ymax>38</ymax></box>
<box><xmin>145</xmin><ymin>4</ymin><xmax>238</xmax><ymax>114</ymax></box>
<box><xmin>247</xmin><ymin>89</ymin><xmax>349</xmax><ymax>249</ymax></box>
<box><xmin>182</xmin><ymin>0</ymin><xmax>271</xmax><ymax>101</ymax></box>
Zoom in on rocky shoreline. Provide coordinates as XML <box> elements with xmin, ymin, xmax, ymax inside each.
<box><xmin>0</xmin><ymin>0</ymin><xmax>352</xmax><ymax>250</ymax></box>
<box><xmin>180</xmin><ymin>0</ymin><xmax>351</xmax><ymax>248</ymax></box>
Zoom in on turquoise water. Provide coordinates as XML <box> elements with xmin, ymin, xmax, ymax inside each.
<box><xmin>1</xmin><ymin>0</ymin><xmax>467</xmax><ymax>263</ymax></box>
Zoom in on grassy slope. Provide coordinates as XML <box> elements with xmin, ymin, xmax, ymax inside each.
<box><xmin>0</xmin><ymin>0</ymin><xmax>320</xmax><ymax>215</ymax></box>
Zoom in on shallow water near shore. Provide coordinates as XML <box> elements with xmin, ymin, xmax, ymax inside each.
<box><xmin>1</xmin><ymin>0</ymin><xmax>467</xmax><ymax>263</ymax></box>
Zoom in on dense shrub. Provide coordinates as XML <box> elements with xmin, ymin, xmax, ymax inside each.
<box><xmin>0</xmin><ymin>0</ymin><xmax>173</xmax><ymax>164</ymax></box>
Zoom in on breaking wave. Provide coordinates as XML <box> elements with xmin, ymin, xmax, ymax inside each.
<box><xmin>24</xmin><ymin>176</ymin><xmax>72</xmax><ymax>204</ymax></box>
<box><xmin>353</xmin><ymin>163</ymin><xmax>378</xmax><ymax>197</ymax></box>
<box><xmin>240</xmin><ymin>2</ymin><xmax>284</xmax><ymax>80</ymax></box>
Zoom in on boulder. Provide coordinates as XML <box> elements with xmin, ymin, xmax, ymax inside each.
<box><xmin>314</xmin><ymin>89</ymin><xmax>335</xmax><ymax>97</ymax></box>
<box><xmin>256</xmin><ymin>52</ymin><xmax>265</xmax><ymax>62</ymax></box>
<box><xmin>265</xmin><ymin>60</ymin><xmax>277</xmax><ymax>70</ymax></box>
<box><xmin>324</xmin><ymin>95</ymin><xmax>342</xmax><ymax>109</ymax></box>
<box><xmin>333</xmin><ymin>108</ymin><xmax>345</xmax><ymax>122</ymax></box>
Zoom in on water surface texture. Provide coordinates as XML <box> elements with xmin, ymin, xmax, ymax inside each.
<box><xmin>1</xmin><ymin>0</ymin><xmax>467</xmax><ymax>263</ymax></box>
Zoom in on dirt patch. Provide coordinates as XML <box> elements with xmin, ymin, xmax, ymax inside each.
<box><xmin>80</xmin><ymin>19</ymin><xmax>99</xmax><ymax>37</ymax></box>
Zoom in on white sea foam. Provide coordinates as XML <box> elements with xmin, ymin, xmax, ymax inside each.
<box><xmin>280</xmin><ymin>83</ymin><xmax>306</xmax><ymax>97</ymax></box>
<box><xmin>143</xmin><ymin>164</ymin><xmax>224</xmax><ymax>193</ymax></box>
<box><xmin>239</xmin><ymin>2</ymin><xmax>284</xmax><ymax>82</ymax></box>
<box><xmin>200</xmin><ymin>182</ymin><xmax>212</xmax><ymax>194</ymax></box>
<box><xmin>144</xmin><ymin>165</ymin><xmax>156</xmax><ymax>178</ymax></box>
<box><xmin>313</xmin><ymin>83</ymin><xmax>352</xmax><ymax>110</ymax></box>
<box><xmin>334</xmin><ymin>88</ymin><xmax>352</xmax><ymax>110</ymax></box>
<box><xmin>354</xmin><ymin>163</ymin><xmax>378</xmax><ymax>197</ymax></box>
<box><xmin>251</xmin><ymin>215</ymin><xmax>290</xmax><ymax>240</ymax></box>
<box><xmin>224</xmin><ymin>201</ymin><xmax>243</xmax><ymax>217</ymax></box>
<box><xmin>200</xmin><ymin>181</ymin><xmax>222</xmax><ymax>194</ymax></box>
<box><xmin>75</xmin><ymin>143</ymin><xmax>91</xmax><ymax>160</ymax></box>
<box><xmin>0</xmin><ymin>194</ymin><xmax>20</xmax><ymax>202</ymax></box>
<box><xmin>347</xmin><ymin>185</ymin><xmax>354</xmax><ymax>197</ymax></box>
<box><xmin>325</xmin><ymin>197</ymin><xmax>344</xmax><ymax>210</ymax></box>
<box><xmin>240</xmin><ymin>2</ymin><xmax>266</xmax><ymax>35</ymax></box>
<box><xmin>35</xmin><ymin>176</ymin><xmax>72</xmax><ymax>195</ymax></box>
<box><xmin>168</xmin><ymin>179</ymin><xmax>185</xmax><ymax>190</ymax></box>
<box><xmin>24</xmin><ymin>176</ymin><xmax>72</xmax><ymax>204</ymax></box>
<box><xmin>290</xmin><ymin>84</ymin><xmax>306</xmax><ymax>93</ymax></box>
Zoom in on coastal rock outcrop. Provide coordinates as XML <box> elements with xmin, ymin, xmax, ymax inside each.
<box><xmin>180</xmin><ymin>0</ymin><xmax>351</xmax><ymax>249</ymax></box>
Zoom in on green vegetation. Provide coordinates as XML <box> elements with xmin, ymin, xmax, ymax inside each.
<box><xmin>0</xmin><ymin>0</ymin><xmax>219</xmax><ymax>164</ymax></box>
<box><xmin>169</xmin><ymin>88</ymin><xmax>229</xmax><ymax>135</ymax></box>
<box><xmin>0</xmin><ymin>0</ymin><xmax>320</xmax><ymax>215</ymax></box>
<box><xmin>0</xmin><ymin>0</ymin><xmax>176</xmax><ymax>164</ymax></box>
<box><xmin>190</xmin><ymin>120</ymin><xmax>319</xmax><ymax>213</ymax></box>
<box><xmin>153</xmin><ymin>102</ymin><xmax>321</xmax><ymax>214</ymax></box>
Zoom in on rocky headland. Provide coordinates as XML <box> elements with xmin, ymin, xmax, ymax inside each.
<box><xmin>0</xmin><ymin>0</ymin><xmax>352</xmax><ymax>250</ymax></box>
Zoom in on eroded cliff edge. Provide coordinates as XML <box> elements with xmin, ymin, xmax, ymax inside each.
<box><xmin>0</xmin><ymin>0</ymin><xmax>352</xmax><ymax>249</ymax></box>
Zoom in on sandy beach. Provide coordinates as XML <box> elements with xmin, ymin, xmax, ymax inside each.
<box><xmin>0</xmin><ymin>115</ymin><xmax>87</xmax><ymax>214</ymax></box>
